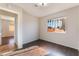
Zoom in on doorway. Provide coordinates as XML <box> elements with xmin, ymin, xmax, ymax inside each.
<box><xmin>0</xmin><ymin>9</ymin><xmax>17</xmax><ymax>53</ymax></box>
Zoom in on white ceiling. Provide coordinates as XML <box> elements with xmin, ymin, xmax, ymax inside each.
<box><xmin>15</xmin><ymin>3</ymin><xmax>79</xmax><ymax>17</ymax></box>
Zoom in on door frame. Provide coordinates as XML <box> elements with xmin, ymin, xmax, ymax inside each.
<box><xmin>0</xmin><ymin>7</ymin><xmax>23</xmax><ymax>49</ymax></box>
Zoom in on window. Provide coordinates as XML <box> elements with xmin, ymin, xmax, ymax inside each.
<box><xmin>48</xmin><ymin>17</ymin><xmax>66</xmax><ymax>33</ymax></box>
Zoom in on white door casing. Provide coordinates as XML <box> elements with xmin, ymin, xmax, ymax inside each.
<box><xmin>0</xmin><ymin>7</ymin><xmax>23</xmax><ymax>49</ymax></box>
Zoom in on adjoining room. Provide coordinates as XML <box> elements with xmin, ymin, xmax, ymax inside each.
<box><xmin>0</xmin><ymin>9</ymin><xmax>17</xmax><ymax>53</ymax></box>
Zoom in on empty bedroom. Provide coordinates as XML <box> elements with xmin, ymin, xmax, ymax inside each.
<box><xmin>0</xmin><ymin>3</ymin><xmax>79</xmax><ymax>56</ymax></box>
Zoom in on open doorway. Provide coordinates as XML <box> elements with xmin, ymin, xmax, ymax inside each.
<box><xmin>0</xmin><ymin>9</ymin><xmax>17</xmax><ymax>53</ymax></box>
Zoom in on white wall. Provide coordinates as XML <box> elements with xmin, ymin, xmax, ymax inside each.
<box><xmin>22</xmin><ymin>10</ymin><xmax>39</xmax><ymax>44</ymax></box>
<box><xmin>40</xmin><ymin>6</ymin><xmax>79</xmax><ymax>50</ymax></box>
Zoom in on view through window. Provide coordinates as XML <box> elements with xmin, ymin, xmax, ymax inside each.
<box><xmin>48</xmin><ymin>17</ymin><xmax>66</xmax><ymax>33</ymax></box>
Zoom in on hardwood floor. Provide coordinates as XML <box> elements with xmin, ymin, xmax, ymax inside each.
<box><xmin>2</xmin><ymin>36</ymin><xmax>14</xmax><ymax>45</ymax></box>
<box><xmin>0</xmin><ymin>36</ymin><xmax>16</xmax><ymax>53</ymax></box>
<box><xmin>23</xmin><ymin>39</ymin><xmax>79</xmax><ymax>56</ymax></box>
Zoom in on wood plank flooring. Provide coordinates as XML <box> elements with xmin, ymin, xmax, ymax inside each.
<box><xmin>23</xmin><ymin>39</ymin><xmax>79</xmax><ymax>56</ymax></box>
<box><xmin>0</xmin><ymin>38</ymin><xmax>78</xmax><ymax>56</ymax></box>
<box><xmin>2</xmin><ymin>36</ymin><xmax>14</xmax><ymax>45</ymax></box>
<box><xmin>0</xmin><ymin>36</ymin><xmax>16</xmax><ymax>53</ymax></box>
